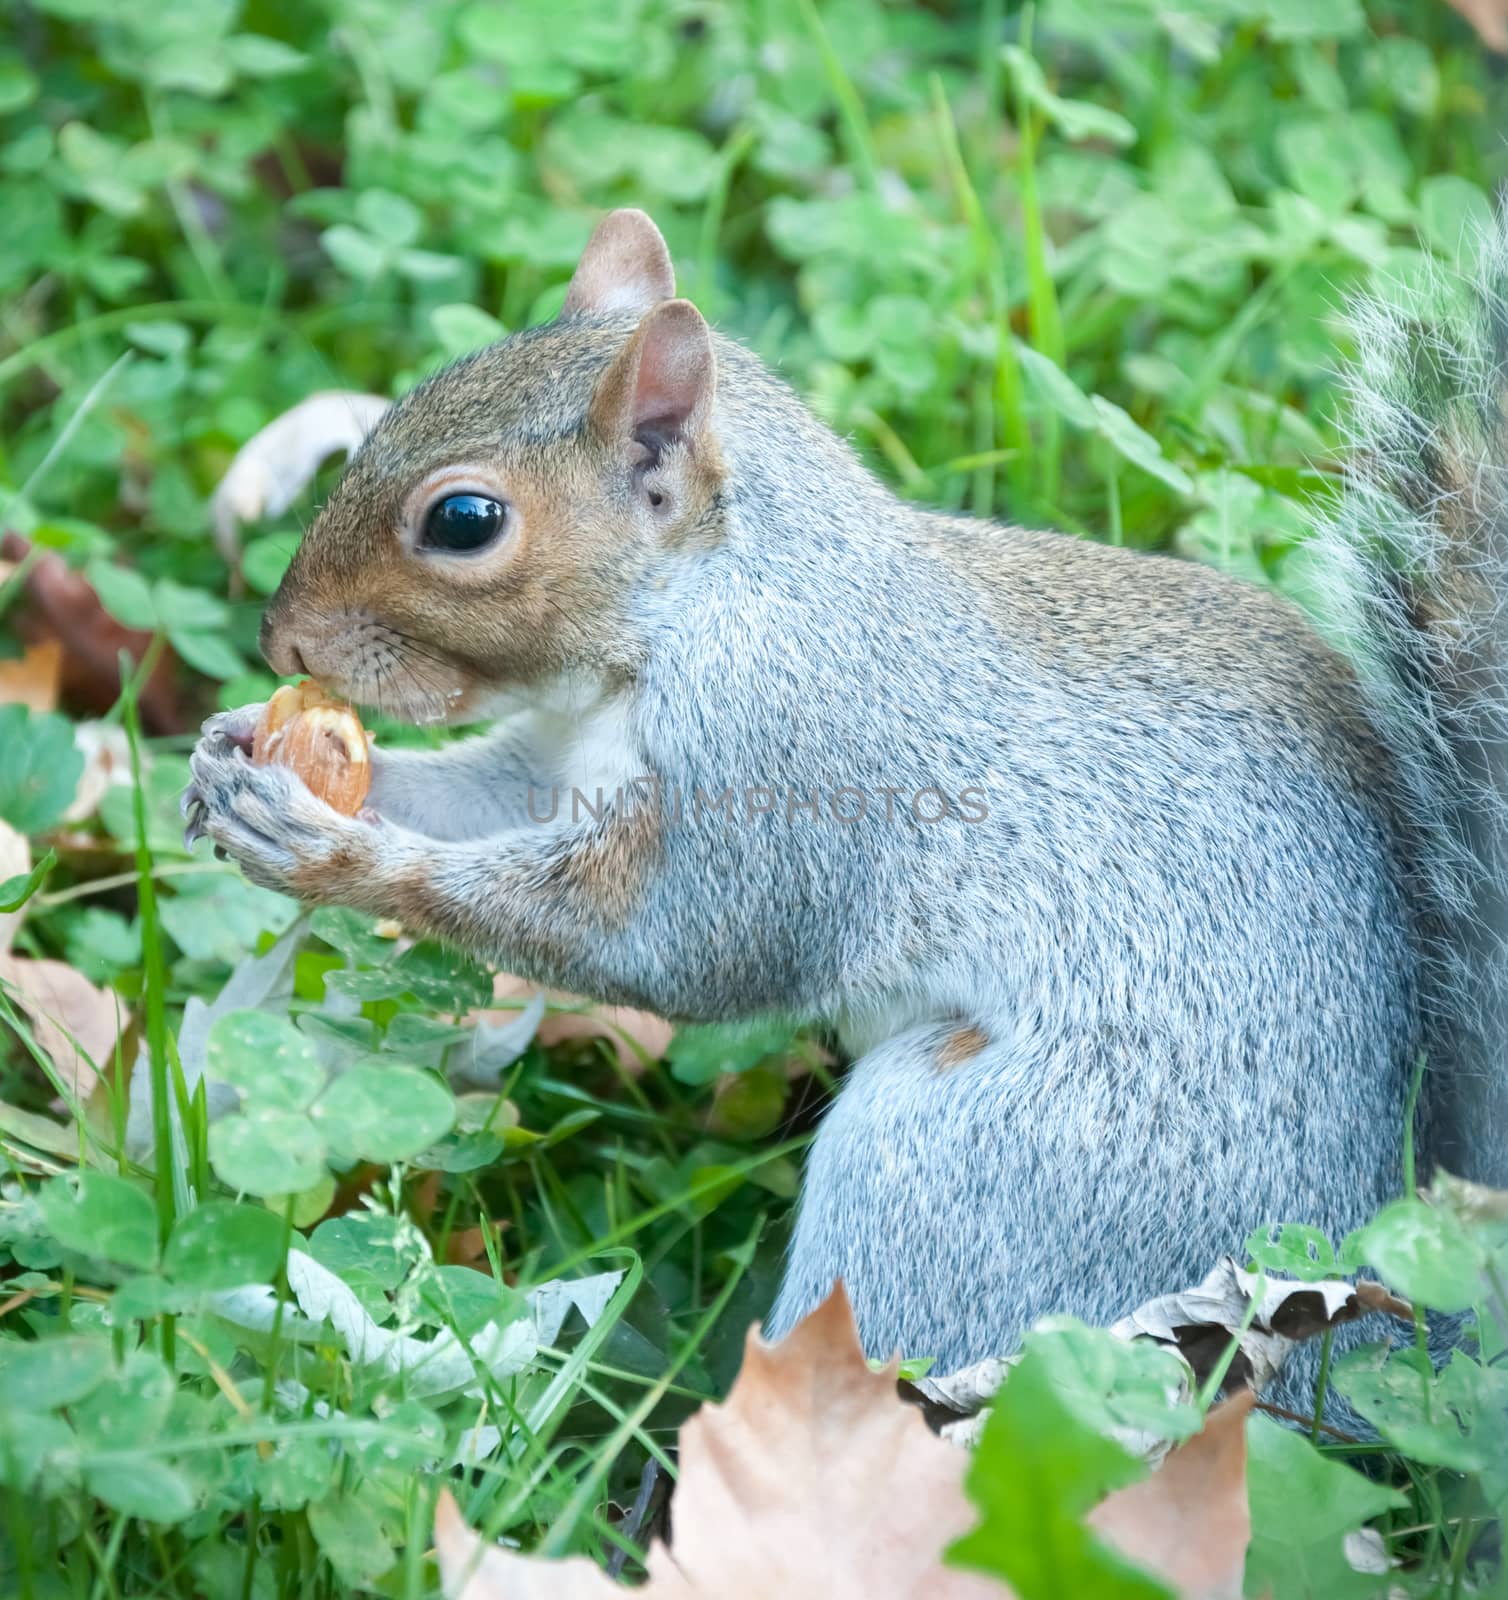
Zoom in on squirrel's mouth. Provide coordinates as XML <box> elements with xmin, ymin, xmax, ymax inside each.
<box><xmin>329</xmin><ymin>663</ymin><xmax>476</xmax><ymax>728</ymax></box>
<box><xmin>263</xmin><ymin>608</ymin><xmax>480</xmax><ymax>727</ymax></box>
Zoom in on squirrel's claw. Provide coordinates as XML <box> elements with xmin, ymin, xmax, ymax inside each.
<box><xmin>182</xmin><ymin>795</ymin><xmax>208</xmax><ymax>850</ymax></box>
<box><xmin>181</xmin><ymin>700</ymin><xmax>267</xmax><ymax>852</ymax></box>
<box><xmin>200</xmin><ymin>701</ymin><xmax>263</xmax><ymax>754</ymax></box>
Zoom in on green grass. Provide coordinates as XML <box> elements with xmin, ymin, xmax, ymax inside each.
<box><xmin>2</xmin><ymin>0</ymin><xmax>1508</xmax><ymax>1594</ymax></box>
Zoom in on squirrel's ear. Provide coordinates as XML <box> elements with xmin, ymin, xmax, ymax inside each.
<box><xmin>589</xmin><ymin>299</ymin><xmax>715</xmax><ymax>456</ymax></box>
<box><xmin>562</xmin><ymin>209</ymin><xmax>675</xmax><ymax>317</ymax></box>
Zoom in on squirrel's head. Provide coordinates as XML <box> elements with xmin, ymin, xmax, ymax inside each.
<box><xmin>260</xmin><ymin>209</ymin><xmax>723</xmax><ymax>722</ymax></box>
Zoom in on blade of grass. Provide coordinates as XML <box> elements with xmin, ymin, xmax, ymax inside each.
<box><xmin>794</xmin><ymin>0</ymin><xmax>880</xmax><ymax>191</ymax></box>
<box><xmin>36</xmin><ymin>859</ymin><xmax>235</xmax><ymax>908</ymax></box>
<box><xmin>929</xmin><ymin>74</ymin><xmax>1032</xmax><ymax>508</ymax></box>
<box><xmin>854</xmin><ymin>405</ymin><xmax>928</xmax><ymax>492</ymax></box>
<box><xmin>1011</xmin><ymin>14</ymin><xmax>1065</xmax><ymax>365</ymax></box>
<box><xmin>1196</xmin><ymin>1271</ymin><xmax>1265</xmax><ymax>1412</ymax></box>
<box><xmin>0</xmin><ymin>350</ymin><xmax>134</xmax><ymax>622</ymax></box>
<box><xmin>977</xmin><ymin>0</ymin><xmax>1006</xmax><ymax>161</ymax></box>
<box><xmin>544</xmin><ymin>1135</ymin><xmax>809</xmax><ymax>1279</ymax></box>
<box><xmin>1010</xmin><ymin>9</ymin><xmax>1066</xmax><ymax>508</ymax></box>
<box><xmin>537</xmin><ymin>1213</ymin><xmax>765</xmax><ymax>1557</ymax></box>
<box><xmin>1175</xmin><ymin>262</ymin><xmax>1295</xmax><ymax>430</ymax></box>
<box><xmin>144</xmin><ymin>90</ymin><xmax>232</xmax><ymax>303</ymax></box>
<box><xmin>463</xmin><ymin>1249</ymin><xmax>648</xmax><ymax>1531</ymax></box>
<box><xmin>0</xmin><ymin>988</ymin><xmax>101</xmax><ymax>1132</ymax></box>
<box><xmin>121</xmin><ymin>643</ymin><xmax>177</xmax><ymax>1362</ymax></box>
<box><xmin>1309</xmin><ymin>1328</ymin><xmax>1335</xmax><ymax>1443</ymax></box>
<box><xmin>697</xmin><ymin>125</ymin><xmax>756</xmax><ymax>312</ymax></box>
<box><xmin>1400</xmin><ymin>1050</ymin><xmax>1437</xmax><ymax>1421</ymax></box>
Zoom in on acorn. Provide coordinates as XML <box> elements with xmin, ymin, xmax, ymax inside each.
<box><xmin>252</xmin><ymin>681</ymin><xmax>371</xmax><ymax>816</ymax></box>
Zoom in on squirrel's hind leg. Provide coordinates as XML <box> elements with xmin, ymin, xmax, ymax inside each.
<box><xmin>766</xmin><ymin>1018</ymin><xmax>1056</xmax><ymax>1371</ymax></box>
<box><xmin>766</xmin><ymin>1017</ymin><xmax>1400</xmax><ymax>1378</ymax></box>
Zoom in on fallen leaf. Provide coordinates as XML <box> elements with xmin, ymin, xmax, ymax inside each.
<box><xmin>912</xmin><ymin>1256</ymin><xmax>1402</xmax><ymax>1456</ymax></box>
<box><xmin>486</xmin><ymin>973</ymin><xmax>673</xmax><ymax>1072</ymax></box>
<box><xmin>1428</xmin><ymin>1168</ymin><xmax>1508</xmax><ymax>1225</ymax></box>
<box><xmin>444</xmin><ymin>1225</ymin><xmax>497</xmax><ymax>1269</ymax></box>
<box><xmin>1342</xmin><ymin>1527</ymin><xmax>1393</xmax><ymax>1577</ymax></box>
<box><xmin>209</xmin><ymin>1251</ymin><xmax>621</xmax><ymax>1404</ymax></box>
<box><xmin>643</xmin><ymin>1289</ymin><xmax>1000</xmax><ymax>1598</ymax></box>
<box><xmin>126</xmin><ymin>915</ymin><xmax>308</xmax><ymax>1156</ymax></box>
<box><xmin>436</xmin><ymin>1287</ymin><xmax>997</xmax><ymax>1600</ymax></box>
<box><xmin>0</xmin><ymin>533</ymin><xmax>181</xmax><ymax>733</ymax></box>
<box><xmin>457</xmin><ymin>988</ymin><xmax>546</xmax><ymax>1088</ymax></box>
<box><xmin>211</xmin><ymin>391</ymin><xmax>390</xmax><ymax>567</ymax></box>
<box><xmin>1445</xmin><ymin>0</ymin><xmax>1508</xmax><ymax>48</ymax></box>
<box><xmin>1087</xmin><ymin>1392</ymin><xmax>1253</xmax><ymax>1600</ymax></box>
<box><xmin>436</xmin><ymin>1492</ymin><xmax>618</xmax><ymax>1600</ymax></box>
<box><xmin>952</xmin><ymin>1324</ymin><xmax>1205</xmax><ymax>1598</ymax></box>
<box><xmin>62</xmin><ymin>722</ymin><xmax>133</xmax><ymax>823</ymax></box>
<box><xmin>0</xmin><ymin>638</ymin><xmax>62</xmax><ymax>712</ymax></box>
<box><xmin>529</xmin><ymin>1273</ymin><xmax>627</xmax><ymax>1345</ymax></box>
<box><xmin>1352</xmin><ymin>1280</ymin><xmax>1414</xmax><ymax>1322</ymax></box>
<box><xmin>910</xmin><ymin>1357</ymin><xmax>1019</xmax><ymax>1448</ymax></box>
<box><xmin>208</xmin><ymin>1247</ymin><xmax>541</xmax><ymax>1398</ymax></box>
<box><xmin>1108</xmin><ymin>1257</ymin><xmax>1394</xmax><ymax>1394</ymax></box>
<box><xmin>436</xmin><ymin>1286</ymin><xmax>1253</xmax><ymax>1600</ymax></box>
<box><xmin>0</xmin><ymin>952</ymin><xmax>124</xmax><ymax>1098</ymax></box>
<box><xmin>0</xmin><ymin>819</ymin><xmax>30</xmax><ymax>952</ymax></box>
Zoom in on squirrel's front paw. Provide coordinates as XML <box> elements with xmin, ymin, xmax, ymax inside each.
<box><xmin>182</xmin><ymin>702</ymin><xmax>262</xmax><ymax>851</ymax></box>
<box><xmin>184</xmin><ymin>736</ymin><xmax>382</xmax><ymax>905</ymax></box>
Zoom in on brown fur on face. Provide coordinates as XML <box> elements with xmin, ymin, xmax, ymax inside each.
<box><xmin>260</xmin><ymin>316</ymin><xmax>725</xmax><ymax>723</ymax></box>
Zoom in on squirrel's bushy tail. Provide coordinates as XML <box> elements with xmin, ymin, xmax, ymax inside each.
<box><xmin>1312</xmin><ymin>211</ymin><xmax>1508</xmax><ymax>1185</ymax></box>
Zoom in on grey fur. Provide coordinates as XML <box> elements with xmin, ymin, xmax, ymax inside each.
<box><xmin>1304</xmin><ymin>221</ymin><xmax>1508</xmax><ymax>1189</ymax></box>
<box><xmin>185</xmin><ymin>210</ymin><xmax>1508</xmax><ymax>1383</ymax></box>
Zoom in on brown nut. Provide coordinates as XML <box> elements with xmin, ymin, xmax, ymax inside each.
<box><xmin>251</xmin><ymin>680</ymin><xmax>320</xmax><ymax>764</ymax></box>
<box><xmin>252</xmin><ymin>681</ymin><xmax>371</xmax><ymax>816</ymax></box>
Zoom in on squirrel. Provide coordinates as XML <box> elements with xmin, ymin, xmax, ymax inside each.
<box><xmin>184</xmin><ymin>208</ymin><xmax>1508</xmax><ymax>1377</ymax></box>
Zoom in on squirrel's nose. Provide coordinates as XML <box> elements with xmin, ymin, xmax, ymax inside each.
<box><xmin>260</xmin><ymin>613</ymin><xmax>308</xmax><ymax>678</ymax></box>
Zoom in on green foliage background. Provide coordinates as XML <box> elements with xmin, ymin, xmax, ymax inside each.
<box><xmin>2</xmin><ymin>0</ymin><xmax>1508</xmax><ymax>1594</ymax></box>
<box><xmin>6</xmin><ymin>0</ymin><xmax>1505</xmax><ymax>636</ymax></box>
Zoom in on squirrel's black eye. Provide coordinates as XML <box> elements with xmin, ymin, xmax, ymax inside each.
<box><xmin>420</xmin><ymin>493</ymin><xmax>506</xmax><ymax>553</ymax></box>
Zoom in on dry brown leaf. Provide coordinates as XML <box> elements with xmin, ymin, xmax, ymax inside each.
<box><xmin>1088</xmin><ymin>1392</ymin><xmax>1253</xmax><ymax>1600</ymax></box>
<box><xmin>0</xmin><ymin>637</ymin><xmax>63</xmax><ymax>712</ymax></box>
<box><xmin>1109</xmin><ymin>1256</ymin><xmax>1389</xmax><ymax>1393</ymax></box>
<box><xmin>1445</xmin><ymin>0</ymin><xmax>1508</xmax><ymax>48</ymax></box>
<box><xmin>1428</xmin><ymin>1169</ymin><xmax>1508</xmax><ymax>1225</ymax></box>
<box><xmin>435</xmin><ymin>1287</ymin><xmax>997</xmax><ymax>1600</ymax></box>
<box><xmin>211</xmin><ymin>391</ymin><xmax>390</xmax><ymax>566</ymax></box>
<box><xmin>0</xmin><ymin>533</ymin><xmax>181</xmax><ymax>733</ymax></box>
<box><xmin>1353</xmin><ymin>1279</ymin><xmax>1415</xmax><ymax>1322</ymax></box>
<box><xmin>488</xmin><ymin>972</ymin><xmax>673</xmax><ymax>1070</ymax></box>
<box><xmin>435</xmin><ymin>1286</ymin><xmax>1254</xmax><ymax>1600</ymax></box>
<box><xmin>435</xmin><ymin>1494</ymin><xmax>631</xmax><ymax>1600</ymax></box>
<box><xmin>914</xmin><ymin>1260</ymin><xmax>1377</xmax><ymax>1451</ymax></box>
<box><xmin>641</xmin><ymin>1289</ymin><xmax>999</xmax><ymax>1599</ymax></box>
<box><xmin>0</xmin><ymin>819</ymin><xmax>30</xmax><ymax>954</ymax></box>
<box><xmin>910</xmin><ymin>1357</ymin><xmax>1018</xmax><ymax>1448</ymax></box>
<box><xmin>0</xmin><ymin>953</ymin><xmax>125</xmax><ymax>1098</ymax></box>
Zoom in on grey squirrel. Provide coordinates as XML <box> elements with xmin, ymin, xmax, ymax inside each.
<box><xmin>184</xmin><ymin>208</ymin><xmax>1508</xmax><ymax>1375</ymax></box>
